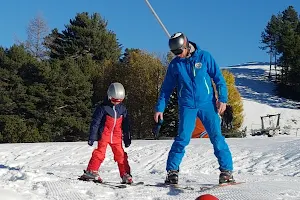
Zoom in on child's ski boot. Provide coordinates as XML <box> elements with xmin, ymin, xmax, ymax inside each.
<box><xmin>165</xmin><ymin>170</ymin><xmax>178</xmax><ymax>185</ymax></box>
<box><xmin>219</xmin><ymin>170</ymin><xmax>235</xmax><ymax>184</ymax></box>
<box><xmin>121</xmin><ymin>173</ymin><xmax>133</xmax><ymax>184</ymax></box>
<box><xmin>79</xmin><ymin>170</ymin><xmax>103</xmax><ymax>183</ymax></box>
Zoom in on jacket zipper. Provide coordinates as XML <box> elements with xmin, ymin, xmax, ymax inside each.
<box><xmin>179</xmin><ymin>84</ymin><xmax>183</xmax><ymax>97</ymax></box>
<box><xmin>204</xmin><ymin>77</ymin><xmax>210</xmax><ymax>94</ymax></box>
<box><xmin>190</xmin><ymin>60</ymin><xmax>196</xmax><ymax>108</ymax></box>
<box><xmin>111</xmin><ymin>106</ymin><xmax>117</xmax><ymax>144</ymax></box>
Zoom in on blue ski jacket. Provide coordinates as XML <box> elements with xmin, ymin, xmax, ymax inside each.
<box><xmin>155</xmin><ymin>43</ymin><xmax>228</xmax><ymax>112</ymax></box>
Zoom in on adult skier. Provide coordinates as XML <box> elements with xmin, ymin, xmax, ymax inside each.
<box><xmin>154</xmin><ymin>32</ymin><xmax>235</xmax><ymax>185</ymax></box>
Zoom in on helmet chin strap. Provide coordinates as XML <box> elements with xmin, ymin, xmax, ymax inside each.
<box><xmin>183</xmin><ymin>36</ymin><xmax>192</xmax><ymax>57</ymax></box>
<box><xmin>186</xmin><ymin>42</ymin><xmax>192</xmax><ymax>57</ymax></box>
<box><xmin>186</xmin><ymin>41</ymin><xmax>196</xmax><ymax>58</ymax></box>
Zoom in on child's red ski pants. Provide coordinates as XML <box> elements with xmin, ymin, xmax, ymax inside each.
<box><xmin>87</xmin><ymin>140</ymin><xmax>131</xmax><ymax>177</ymax></box>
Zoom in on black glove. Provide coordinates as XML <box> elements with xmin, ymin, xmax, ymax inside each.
<box><xmin>125</xmin><ymin>142</ymin><xmax>130</xmax><ymax>148</ymax></box>
<box><xmin>88</xmin><ymin>140</ymin><xmax>94</xmax><ymax>146</ymax></box>
<box><xmin>152</xmin><ymin>118</ymin><xmax>163</xmax><ymax>139</ymax></box>
<box><xmin>124</xmin><ymin>138</ymin><xmax>131</xmax><ymax>148</ymax></box>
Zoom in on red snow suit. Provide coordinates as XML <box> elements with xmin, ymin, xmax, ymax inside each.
<box><xmin>86</xmin><ymin>98</ymin><xmax>131</xmax><ymax>177</ymax></box>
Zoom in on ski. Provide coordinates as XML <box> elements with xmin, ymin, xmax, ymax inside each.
<box><xmin>78</xmin><ymin>176</ymin><xmax>144</xmax><ymax>189</ymax></box>
<box><xmin>199</xmin><ymin>181</ymin><xmax>245</xmax><ymax>192</ymax></box>
<box><xmin>99</xmin><ymin>181</ymin><xmax>127</xmax><ymax>189</ymax></box>
<box><xmin>169</xmin><ymin>183</ymin><xmax>194</xmax><ymax>191</ymax></box>
<box><xmin>99</xmin><ymin>181</ymin><xmax>144</xmax><ymax>188</ymax></box>
<box><xmin>144</xmin><ymin>182</ymin><xmax>194</xmax><ymax>191</ymax></box>
<box><xmin>144</xmin><ymin>181</ymin><xmax>244</xmax><ymax>192</ymax></box>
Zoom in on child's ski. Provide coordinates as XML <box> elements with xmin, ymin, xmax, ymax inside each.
<box><xmin>78</xmin><ymin>176</ymin><xmax>144</xmax><ymax>189</ymax></box>
<box><xmin>100</xmin><ymin>181</ymin><xmax>144</xmax><ymax>188</ymax></box>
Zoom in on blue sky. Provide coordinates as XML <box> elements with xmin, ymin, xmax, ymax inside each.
<box><xmin>1</xmin><ymin>0</ymin><xmax>299</xmax><ymax>67</ymax></box>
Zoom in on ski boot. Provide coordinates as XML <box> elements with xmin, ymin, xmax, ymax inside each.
<box><xmin>165</xmin><ymin>170</ymin><xmax>178</xmax><ymax>185</ymax></box>
<box><xmin>121</xmin><ymin>173</ymin><xmax>133</xmax><ymax>184</ymax></box>
<box><xmin>219</xmin><ymin>170</ymin><xmax>235</xmax><ymax>184</ymax></box>
<box><xmin>79</xmin><ymin>170</ymin><xmax>103</xmax><ymax>183</ymax></box>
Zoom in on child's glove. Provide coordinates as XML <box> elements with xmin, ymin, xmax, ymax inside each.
<box><xmin>124</xmin><ymin>139</ymin><xmax>131</xmax><ymax>148</ymax></box>
<box><xmin>125</xmin><ymin>143</ymin><xmax>130</xmax><ymax>148</ymax></box>
<box><xmin>88</xmin><ymin>140</ymin><xmax>94</xmax><ymax>146</ymax></box>
<box><xmin>123</xmin><ymin>132</ymin><xmax>131</xmax><ymax>148</ymax></box>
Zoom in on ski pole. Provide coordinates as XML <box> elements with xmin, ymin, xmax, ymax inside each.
<box><xmin>144</xmin><ymin>0</ymin><xmax>171</xmax><ymax>38</ymax></box>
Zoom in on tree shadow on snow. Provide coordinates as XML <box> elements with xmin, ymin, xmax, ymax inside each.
<box><xmin>228</xmin><ymin>67</ymin><xmax>299</xmax><ymax>109</ymax></box>
<box><xmin>0</xmin><ymin>164</ymin><xmax>20</xmax><ymax>171</ymax></box>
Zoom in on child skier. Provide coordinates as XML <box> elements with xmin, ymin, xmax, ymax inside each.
<box><xmin>80</xmin><ymin>82</ymin><xmax>132</xmax><ymax>184</ymax></box>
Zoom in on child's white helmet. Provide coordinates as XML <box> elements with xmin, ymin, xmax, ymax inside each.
<box><xmin>107</xmin><ymin>82</ymin><xmax>125</xmax><ymax>101</ymax></box>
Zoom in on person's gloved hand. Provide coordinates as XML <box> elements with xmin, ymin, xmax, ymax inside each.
<box><xmin>125</xmin><ymin>143</ymin><xmax>130</xmax><ymax>148</ymax></box>
<box><xmin>152</xmin><ymin>118</ymin><xmax>163</xmax><ymax>139</ymax></box>
<box><xmin>124</xmin><ymin>139</ymin><xmax>131</xmax><ymax>148</ymax></box>
<box><xmin>88</xmin><ymin>140</ymin><xmax>94</xmax><ymax>146</ymax></box>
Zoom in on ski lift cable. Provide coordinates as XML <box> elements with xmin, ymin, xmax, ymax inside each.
<box><xmin>144</xmin><ymin>0</ymin><xmax>171</xmax><ymax>38</ymax></box>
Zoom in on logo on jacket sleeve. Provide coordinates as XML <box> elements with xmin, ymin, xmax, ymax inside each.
<box><xmin>195</xmin><ymin>62</ymin><xmax>202</xmax><ymax>69</ymax></box>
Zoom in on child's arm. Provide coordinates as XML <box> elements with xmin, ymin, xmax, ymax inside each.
<box><xmin>122</xmin><ymin>108</ymin><xmax>131</xmax><ymax>148</ymax></box>
<box><xmin>88</xmin><ymin>106</ymin><xmax>104</xmax><ymax>146</ymax></box>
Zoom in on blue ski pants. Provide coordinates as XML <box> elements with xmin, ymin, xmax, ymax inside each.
<box><xmin>166</xmin><ymin>101</ymin><xmax>233</xmax><ymax>172</ymax></box>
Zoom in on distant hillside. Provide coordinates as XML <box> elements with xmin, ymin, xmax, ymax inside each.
<box><xmin>221</xmin><ymin>64</ymin><xmax>300</xmax><ymax>136</ymax></box>
<box><xmin>224</xmin><ymin>61</ymin><xmax>273</xmax><ymax>68</ymax></box>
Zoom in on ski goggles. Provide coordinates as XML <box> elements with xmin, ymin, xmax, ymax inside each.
<box><xmin>171</xmin><ymin>48</ymin><xmax>184</xmax><ymax>55</ymax></box>
<box><xmin>110</xmin><ymin>97</ymin><xmax>123</xmax><ymax>103</ymax></box>
<box><xmin>171</xmin><ymin>46</ymin><xmax>189</xmax><ymax>55</ymax></box>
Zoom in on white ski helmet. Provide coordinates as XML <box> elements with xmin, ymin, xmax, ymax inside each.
<box><xmin>107</xmin><ymin>82</ymin><xmax>125</xmax><ymax>102</ymax></box>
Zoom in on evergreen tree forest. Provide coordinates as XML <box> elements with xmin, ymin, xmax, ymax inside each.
<box><xmin>261</xmin><ymin>6</ymin><xmax>300</xmax><ymax>100</ymax></box>
<box><xmin>1</xmin><ymin>6</ymin><xmax>297</xmax><ymax>143</ymax></box>
<box><xmin>0</xmin><ymin>12</ymin><xmax>166</xmax><ymax>142</ymax></box>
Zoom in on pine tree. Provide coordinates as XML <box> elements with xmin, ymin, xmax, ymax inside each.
<box><xmin>0</xmin><ymin>45</ymin><xmax>49</xmax><ymax>142</ymax></box>
<box><xmin>260</xmin><ymin>15</ymin><xmax>281</xmax><ymax>80</ymax></box>
<box><xmin>44</xmin><ymin>58</ymin><xmax>93</xmax><ymax>141</ymax></box>
<box><xmin>44</xmin><ymin>12</ymin><xmax>121</xmax><ymax>62</ymax></box>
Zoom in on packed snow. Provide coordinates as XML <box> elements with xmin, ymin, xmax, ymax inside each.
<box><xmin>0</xmin><ymin>64</ymin><xmax>300</xmax><ymax>200</ymax></box>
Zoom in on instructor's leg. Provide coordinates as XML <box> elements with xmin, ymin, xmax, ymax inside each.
<box><xmin>166</xmin><ymin>107</ymin><xmax>198</xmax><ymax>171</ymax></box>
<box><xmin>197</xmin><ymin>102</ymin><xmax>233</xmax><ymax>171</ymax></box>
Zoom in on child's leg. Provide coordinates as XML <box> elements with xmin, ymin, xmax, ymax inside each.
<box><xmin>123</xmin><ymin>152</ymin><xmax>131</xmax><ymax>175</ymax></box>
<box><xmin>87</xmin><ymin>140</ymin><xmax>108</xmax><ymax>171</ymax></box>
<box><xmin>110</xmin><ymin>143</ymin><xmax>130</xmax><ymax>177</ymax></box>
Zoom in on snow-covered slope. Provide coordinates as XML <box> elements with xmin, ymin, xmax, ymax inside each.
<box><xmin>225</xmin><ymin>65</ymin><xmax>300</xmax><ymax>136</ymax></box>
<box><xmin>0</xmin><ymin>139</ymin><xmax>300</xmax><ymax>200</ymax></box>
<box><xmin>0</xmin><ymin>64</ymin><xmax>300</xmax><ymax>200</ymax></box>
